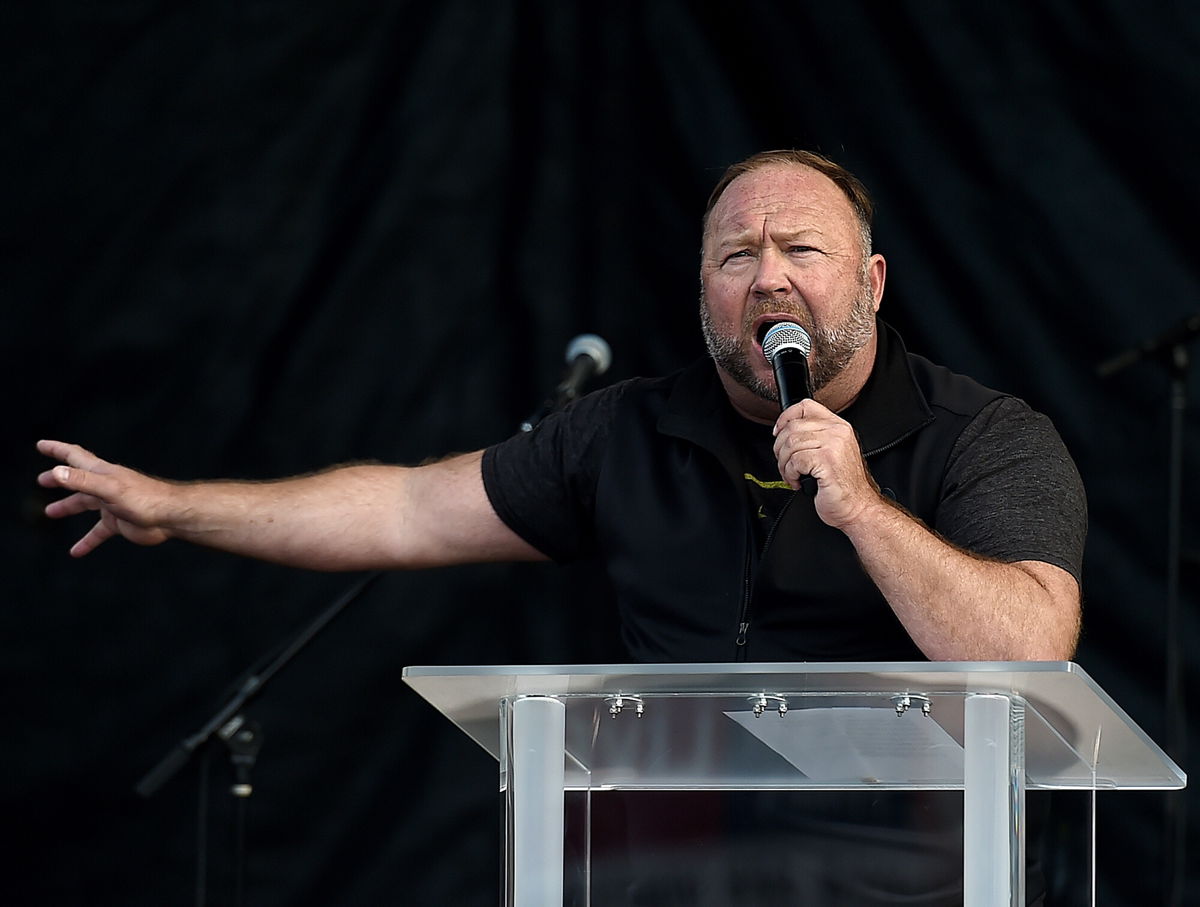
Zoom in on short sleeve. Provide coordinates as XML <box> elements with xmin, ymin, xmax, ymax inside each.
<box><xmin>935</xmin><ymin>397</ymin><xmax>1087</xmax><ymax>581</ymax></box>
<box><xmin>481</xmin><ymin>381</ymin><xmax>629</xmax><ymax>563</ymax></box>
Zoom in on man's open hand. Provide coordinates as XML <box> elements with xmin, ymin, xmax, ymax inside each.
<box><xmin>37</xmin><ymin>439</ymin><xmax>174</xmax><ymax>556</ymax></box>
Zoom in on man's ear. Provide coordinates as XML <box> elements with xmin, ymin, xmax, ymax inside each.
<box><xmin>868</xmin><ymin>253</ymin><xmax>886</xmax><ymax>311</ymax></box>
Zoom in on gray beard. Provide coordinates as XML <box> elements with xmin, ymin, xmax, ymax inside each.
<box><xmin>699</xmin><ymin>284</ymin><xmax>876</xmax><ymax>404</ymax></box>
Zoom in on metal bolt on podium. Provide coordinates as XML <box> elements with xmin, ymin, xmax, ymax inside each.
<box><xmin>891</xmin><ymin>694</ymin><xmax>932</xmax><ymax>717</ymax></box>
<box><xmin>750</xmin><ymin>694</ymin><xmax>789</xmax><ymax>717</ymax></box>
<box><xmin>605</xmin><ymin>694</ymin><xmax>644</xmax><ymax>718</ymax></box>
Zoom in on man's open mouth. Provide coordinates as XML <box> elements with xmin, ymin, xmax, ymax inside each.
<box><xmin>752</xmin><ymin>314</ymin><xmax>798</xmax><ymax>356</ymax></box>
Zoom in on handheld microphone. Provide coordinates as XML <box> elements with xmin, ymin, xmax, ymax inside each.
<box><xmin>520</xmin><ymin>333</ymin><xmax>613</xmax><ymax>432</ymax></box>
<box><xmin>762</xmin><ymin>321</ymin><xmax>817</xmax><ymax>496</ymax></box>
<box><xmin>761</xmin><ymin>321</ymin><xmax>812</xmax><ymax>410</ymax></box>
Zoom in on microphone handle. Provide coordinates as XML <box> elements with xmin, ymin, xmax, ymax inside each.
<box><xmin>772</xmin><ymin>350</ymin><xmax>812</xmax><ymax>410</ymax></box>
<box><xmin>772</xmin><ymin>350</ymin><xmax>817</xmax><ymax>496</ymax></box>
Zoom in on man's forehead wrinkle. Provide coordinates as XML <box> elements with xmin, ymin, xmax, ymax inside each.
<box><xmin>714</xmin><ymin>194</ymin><xmax>828</xmax><ymax>232</ymax></box>
<box><xmin>713</xmin><ymin>215</ymin><xmax>827</xmax><ymax>248</ymax></box>
<box><xmin>716</xmin><ymin>165</ymin><xmax>856</xmax><ymax>226</ymax></box>
<box><xmin>705</xmin><ymin>167</ymin><xmax>857</xmax><ymax>258</ymax></box>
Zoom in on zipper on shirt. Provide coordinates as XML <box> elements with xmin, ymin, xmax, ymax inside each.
<box><xmin>735</xmin><ymin>621</ymin><xmax>750</xmax><ymax>647</ymax></box>
<box><xmin>732</xmin><ymin>409</ymin><xmax>935</xmax><ymax>657</ymax></box>
<box><xmin>734</xmin><ymin>522</ymin><xmax>754</xmax><ymax>660</ymax></box>
<box><xmin>862</xmin><ymin>415</ymin><xmax>933</xmax><ymax>460</ymax></box>
<box><xmin>734</xmin><ymin>491</ymin><xmax>798</xmax><ymax>658</ymax></box>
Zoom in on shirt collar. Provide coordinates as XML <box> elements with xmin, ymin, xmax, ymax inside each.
<box><xmin>659</xmin><ymin>319</ymin><xmax>934</xmax><ymax>458</ymax></box>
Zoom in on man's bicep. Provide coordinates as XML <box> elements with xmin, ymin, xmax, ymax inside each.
<box><xmin>939</xmin><ymin>399</ymin><xmax>1087</xmax><ymax>582</ymax></box>
<box><xmin>392</xmin><ymin>451</ymin><xmax>550</xmax><ymax>568</ymax></box>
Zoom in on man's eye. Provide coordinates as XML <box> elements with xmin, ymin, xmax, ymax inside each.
<box><xmin>788</xmin><ymin>245</ymin><xmax>817</xmax><ymax>255</ymax></box>
<box><xmin>723</xmin><ymin>250</ymin><xmax>752</xmax><ymax>264</ymax></box>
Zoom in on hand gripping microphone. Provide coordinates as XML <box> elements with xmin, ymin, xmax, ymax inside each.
<box><xmin>761</xmin><ymin>321</ymin><xmax>813</xmax><ymax>410</ymax></box>
<box><xmin>520</xmin><ymin>333</ymin><xmax>613</xmax><ymax>432</ymax></box>
<box><xmin>762</xmin><ymin>321</ymin><xmax>818</xmax><ymax>496</ymax></box>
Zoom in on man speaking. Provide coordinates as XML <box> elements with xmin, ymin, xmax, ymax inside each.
<box><xmin>39</xmin><ymin>149</ymin><xmax>1086</xmax><ymax>904</ymax></box>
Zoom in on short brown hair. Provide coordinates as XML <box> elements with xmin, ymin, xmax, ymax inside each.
<box><xmin>702</xmin><ymin>149</ymin><xmax>875</xmax><ymax>254</ymax></box>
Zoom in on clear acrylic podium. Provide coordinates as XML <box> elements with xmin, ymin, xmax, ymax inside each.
<box><xmin>402</xmin><ymin>662</ymin><xmax>1185</xmax><ymax>906</ymax></box>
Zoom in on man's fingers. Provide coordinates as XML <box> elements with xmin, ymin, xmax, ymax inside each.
<box><xmin>38</xmin><ymin>440</ymin><xmax>116</xmax><ymax>485</ymax></box>
<box><xmin>37</xmin><ymin>438</ymin><xmax>91</xmax><ymax>463</ymax></box>
<box><xmin>772</xmin><ymin>425</ymin><xmax>829</xmax><ymax>467</ymax></box>
<box><xmin>39</xmin><ymin>459</ymin><xmax>122</xmax><ymax>504</ymax></box>
<box><xmin>71</xmin><ymin>518</ymin><xmax>117</xmax><ymax>558</ymax></box>
<box><xmin>36</xmin><ymin>438</ymin><xmax>71</xmax><ymax>459</ymax></box>
<box><xmin>780</xmin><ymin>452</ymin><xmax>815</xmax><ymax>490</ymax></box>
<box><xmin>44</xmin><ymin>491</ymin><xmax>102</xmax><ymax>519</ymax></box>
<box><xmin>38</xmin><ymin>464</ymin><xmax>82</xmax><ymax>487</ymax></box>
<box><xmin>37</xmin><ymin>467</ymin><xmax>63</xmax><ymax>488</ymax></box>
<box><xmin>36</xmin><ymin>439</ymin><xmax>170</xmax><ymax>555</ymax></box>
<box><xmin>38</xmin><ymin>439</ymin><xmax>101</xmax><ymax>467</ymax></box>
<box><xmin>771</xmin><ymin>399</ymin><xmax>833</xmax><ymax>436</ymax></box>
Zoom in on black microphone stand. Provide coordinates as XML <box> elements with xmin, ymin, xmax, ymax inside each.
<box><xmin>1098</xmin><ymin>312</ymin><xmax>1198</xmax><ymax>907</ymax></box>
<box><xmin>519</xmin><ymin>357</ymin><xmax>591</xmax><ymax>432</ymax></box>
<box><xmin>136</xmin><ymin>336</ymin><xmax>613</xmax><ymax>904</ymax></box>
<box><xmin>519</xmin><ymin>334</ymin><xmax>612</xmax><ymax>432</ymax></box>
<box><xmin>1160</xmin><ymin>341</ymin><xmax>1189</xmax><ymax>907</ymax></box>
<box><xmin>136</xmin><ymin>570</ymin><xmax>383</xmax><ymax>907</ymax></box>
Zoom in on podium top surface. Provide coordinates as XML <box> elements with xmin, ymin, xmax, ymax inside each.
<box><xmin>402</xmin><ymin>661</ymin><xmax>1185</xmax><ymax>792</ymax></box>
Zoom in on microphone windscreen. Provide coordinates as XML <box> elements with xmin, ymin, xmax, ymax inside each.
<box><xmin>762</xmin><ymin>322</ymin><xmax>812</xmax><ymax>361</ymax></box>
<box><xmin>565</xmin><ymin>333</ymin><xmax>612</xmax><ymax>374</ymax></box>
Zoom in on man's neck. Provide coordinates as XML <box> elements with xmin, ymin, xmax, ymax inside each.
<box><xmin>719</xmin><ymin>333</ymin><xmax>878</xmax><ymax>424</ymax></box>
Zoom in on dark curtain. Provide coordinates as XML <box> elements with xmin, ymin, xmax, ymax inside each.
<box><xmin>5</xmin><ymin>2</ymin><xmax>1196</xmax><ymax>904</ymax></box>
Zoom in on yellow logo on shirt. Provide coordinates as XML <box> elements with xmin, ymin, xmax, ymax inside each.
<box><xmin>743</xmin><ymin>472</ymin><xmax>791</xmax><ymax>490</ymax></box>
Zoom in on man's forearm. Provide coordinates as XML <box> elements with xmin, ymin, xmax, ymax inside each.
<box><xmin>40</xmin><ymin>441</ymin><xmax>547</xmax><ymax>569</ymax></box>
<box><xmin>163</xmin><ymin>464</ymin><xmax>417</xmax><ymax>570</ymax></box>
<box><xmin>839</xmin><ymin>497</ymin><xmax>1081</xmax><ymax>661</ymax></box>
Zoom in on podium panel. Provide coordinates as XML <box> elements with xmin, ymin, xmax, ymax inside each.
<box><xmin>404</xmin><ymin>662</ymin><xmax>1184</xmax><ymax>906</ymax></box>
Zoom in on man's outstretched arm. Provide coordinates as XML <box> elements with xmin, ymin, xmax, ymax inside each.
<box><xmin>37</xmin><ymin>440</ymin><xmax>548</xmax><ymax>570</ymax></box>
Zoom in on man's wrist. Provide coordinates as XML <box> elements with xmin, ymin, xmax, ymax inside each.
<box><xmin>835</xmin><ymin>490</ymin><xmax>906</xmax><ymax>538</ymax></box>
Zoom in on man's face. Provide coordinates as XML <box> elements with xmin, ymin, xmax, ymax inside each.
<box><xmin>699</xmin><ymin>163</ymin><xmax>885</xmax><ymax>416</ymax></box>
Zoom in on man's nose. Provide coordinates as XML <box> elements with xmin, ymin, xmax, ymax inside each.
<box><xmin>751</xmin><ymin>247</ymin><xmax>790</xmax><ymax>297</ymax></box>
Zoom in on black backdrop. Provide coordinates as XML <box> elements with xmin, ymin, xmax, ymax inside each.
<box><xmin>5</xmin><ymin>2</ymin><xmax>1197</xmax><ymax>904</ymax></box>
